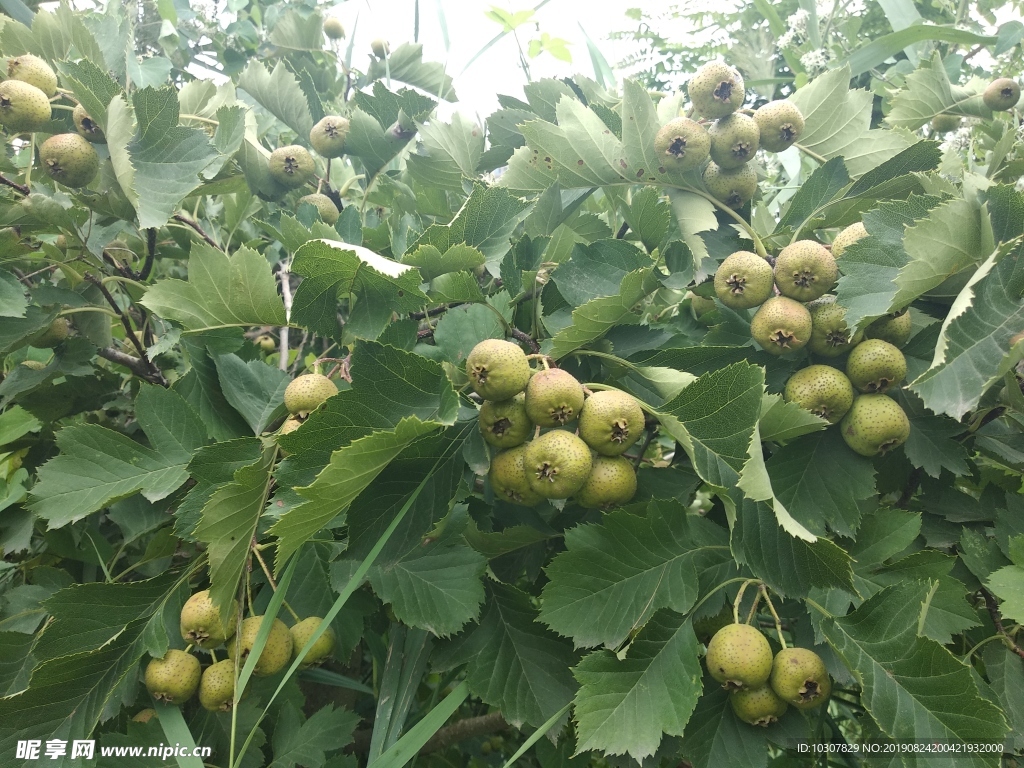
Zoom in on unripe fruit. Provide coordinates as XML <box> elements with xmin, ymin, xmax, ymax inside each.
<box><xmin>371</xmin><ymin>38</ymin><xmax>390</xmax><ymax>58</ymax></box>
<box><xmin>784</xmin><ymin>365</ymin><xmax>854</xmax><ymax>424</ymax></box>
<box><xmin>705</xmin><ymin>623</ymin><xmax>773</xmax><ymax>691</ymax></box>
<box><xmin>309</xmin><ymin>115</ymin><xmax>350</xmax><ymax>159</ymax></box>
<box><xmin>703</xmin><ymin>161</ymin><xmax>757</xmax><ymax>208</ymax></box>
<box><xmin>714</xmin><ymin>250</ymin><xmax>773</xmax><ymax>309</ymax></box>
<box><xmin>864</xmin><ymin>310</ymin><xmax>911</xmax><ymax>348</ymax></box>
<box><xmin>7</xmin><ymin>54</ymin><xmax>57</xmax><ymax>96</ymax></box>
<box><xmin>730</xmin><ymin>684</ymin><xmax>788</xmax><ymax>726</ymax></box>
<box><xmin>774</xmin><ymin>240</ymin><xmax>837</xmax><ymax>302</ymax></box>
<box><xmin>255</xmin><ymin>334</ymin><xmax>276</xmax><ymax>352</ymax></box>
<box><xmin>268</xmin><ymin>145</ymin><xmax>315</xmax><ymax>189</ymax></box>
<box><xmin>840</xmin><ymin>394</ymin><xmax>910</xmax><ymax>457</ymax></box>
<box><xmin>466</xmin><ymin>339</ymin><xmax>531</xmax><ymax>401</ymax></box>
<box><xmin>653</xmin><ymin>117</ymin><xmax>710</xmax><ymax>173</ymax></box>
<box><xmin>524</xmin><ymin>430</ymin><xmax>593</xmax><ymax>499</ymax></box>
<box><xmin>0</xmin><ymin>79</ymin><xmax>51</xmax><ymax>132</ymax></box>
<box><xmin>575</xmin><ymin>456</ymin><xmax>637</xmax><ymax>509</ymax></box>
<box><xmin>690</xmin><ymin>294</ymin><xmax>716</xmax><ymax>324</ymax></box>
<box><xmin>807</xmin><ymin>296</ymin><xmax>860</xmax><ymax>357</ymax></box>
<box><xmin>831</xmin><ymin>222</ymin><xmax>867</xmax><ymax>259</ymax></box>
<box><xmin>180</xmin><ymin>590</ymin><xmax>238</xmax><ymax>648</ymax></box>
<box><xmin>750</xmin><ymin>297</ymin><xmax>812</xmax><ymax>355</ymax></box>
<box><xmin>20</xmin><ymin>359</ymin><xmax>46</xmax><ymax>371</ymax></box>
<box><xmin>198</xmin><ymin>659</ymin><xmax>236</xmax><ymax>711</ymax></box>
<box><xmin>577</xmin><ymin>389</ymin><xmax>645</xmax><ymax>456</ymax></box>
<box><xmin>40</xmin><ymin>133</ymin><xmax>99</xmax><ymax>188</ymax></box>
<box><xmin>73</xmin><ymin>104</ymin><xmax>105</xmax><ymax>142</ymax></box>
<box><xmin>479</xmin><ymin>393</ymin><xmax>532</xmax><ymax>449</ymax></box>
<box><xmin>132</xmin><ymin>708</ymin><xmax>157</xmax><ymax>723</ymax></box>
<box><xmin>297</xmin><ymin>193</ymin><xmax>340</xmax><ymax>225</ymax></box>
<box><xmin>770</xmin><ymin>647</ymin><xmax>831</xmax><ymax>709</ymax></box>
<box><xmin>144</xmin><ymin>649</ymin><xmax>201</xmax><ymax>705</ymax></box>
<box><xmin>524</xmin><ymin>368</ymin><xmax>585</xmax><ymax>427</ymax></box>
<box><xmin>845</xmin><ymin>339</ymin><xmax>906</xmax><ymax>394</ymax></box>
<box><xmin>983</xmin><ymin>78</ymin><xmax>1020</xmax><ymax>111</ymax></box>
<box><xmin>228</xmin><ymin>616</ymin><xmax>293</xmax><ymax>676</ymax></box>
<box><xmin>284</xmin><ymin>373</ymin><xmax>337</xmax><ymax>415</ymax></box>
<box><xmin>689</xmin><ymin>62</ymin><xmax>745</xmax><ymax>119</ymax></box>
<box><xmin>708</xmin><ymin>113</ymin><xmax>760</xmax><ymax>170</ymax></box>
<box><xmin>753</xmin><ymin>100</ymin><xmax>804</xmax><ymax>153</ymax></box>
<box><xmin>323</xmin><ymin>17</ymin><xmax>345</xmax><ymax>39</ymax></box>
<box><xmin>278</xmin><ymin>415</ymin><xmax>303</xmax><ymax>438</ymax></box>
<box><xmin>28</xmin><ymin>317</ymin><xmax>70</xmax><ymax>348</ymax></box>
<box><xmin>290</xmin><ymin>617</ymin><xmax>336</xmax><ymax>667</ymax></box>
<box><xmin>929</xmin><ymin>113</ymin><xmax>961</xmax><ymax>133</ymax></box>
<box><xmin>489</xmin><ymin>444</ymin><xmax>545</xmax><ymax>507</ymax></box>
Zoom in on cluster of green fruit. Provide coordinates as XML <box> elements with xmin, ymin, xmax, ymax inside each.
<box><xmin>654</xmin><ymin>61</ymin><xmax>805</xmax><ymax>209</ymax></box>
<box><xmin>143</xmin><ymin>590</ymin><xmax>335</xmax><ymax>711</ymax></box>
<box><xmin>706</xmin><ymin>622</ymin><xmax>831</xmax><ymax>726</ymax></box>
<box><xmin>275</xmin><ymin>371</ymin><xmax>339</xmax><ymax>445</ymax></box>
<box><xmin>467</xmin><ymin>339</ymin><xmax>648</xmax><ymax>509</ymax></box>
<box><xmin>267</xmin><ymin>114</ymin><xmax>354</xmax><ymax>224</ymax></box>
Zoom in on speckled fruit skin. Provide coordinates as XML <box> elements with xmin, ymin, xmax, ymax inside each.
<box><xmin>40</xmin><ymin>133</ymin><xmax>99</xmax><ymax>188</ymax></box>
<box><xmin>784</xmin><ymin>365</ymin><xmax>854</xmax><ymax>424</ymax></box>
<box><xmin>930</xmin><ymin>114</ymin><xmax>961</xmax><ymax>133</ymax></box>
<box><xmin>708</xmin><ymin>113</ymin><xmax>760</xmax><ymax>170</ymax></box>
<box><xmin>984</xmin><ymin>78</ymin><xmax>1021</xmax><ymax>111</ymax></box>
<box><xmin>7</xmin><ymin>54</ymin><xmax>57</xmax><ymax>96</ymax></box>
<box><xmin>706</xmin><ymin>623</ymin><xmax>774</xmax><ymax>690</ymax></box>
<box><xmin>730</xmin><ymin>684</ymin><xmax>789</xmax><ymax>726</ymax></box>
<box><xmin>807</xmin><ymin>296</ymin><xmax>861</xmax><ymax>357</ymax></box>
<box><xmin>0</xmin><ymin>79</ymin><xmax>51</xmax><ymax>132</ymax></box>
<box><xmin>750</xmin><ymin>297</ymin><xmax>812</xmax><ymax>355</ymax></box>
<box><xmin>840</xmin><ymin>394</ymin><xmax>910</xmax><ymax>457</ymax></box>
<box><xmin>323</xmin><ymin>17</ymin><xmax>345</xmax><ymax>39</ymax></box>
<box><xmin>753</xmin><ymin>100</ymin><xmax>804</xmax><ymax>152</ymax></box>
<box><xmin>269</xmin><ymin>145</ymin><xmax>315</xmax><ymax>189</ymax></box>
<box><xmin>290</xmin><ymin>617</ymin><xmax>336</xmax><ymax>667</ymax></box>
<box><xmin>228</xmin><ymin>616</ymin><xmax>293</xmax><ymax>676</ymax></box>
<box><xmin>524</xmin><ymin>430</ymin><xmax>594</xmax><ymax>499</ymax></box>
<box><xmin>298</xmin><ymin>193</ymin><xmax>340</xmax><ymax>225</ymax></box>
<box><xmin>864</xmin><ymin>310</ymin><xmax>912</xmax><ymax>348</ymax></box>
<box><xmin>132</xmin><ymin>708</ymin><xmax>157</xmax><ymax>723</ymax></box>
<box><xmin>525</xmin><ymin>368</ymin><xmax>585</xmax><ymax>427</ymax></box>
<box><xmin>479</xmin><ymin>393</ymin><xmax>532</xmax><ymax>449</ymax></box>
<box><xmin>180</xmin><ymin>590</ymin><xmax>238</xmax><ymax>648</ymax></box>
<box><xmin>578</xmin><ymin>389</ymin><xmax>645</xmax><ymax>456</ymax></box>
<box><xmin>575</xmin><ymin>456</ymin><xmax>637</xmax><ymax>509</ymax></box>
<box><xmin>284</xmin><ymin>373</ymin><xmax>337</xmax><ymax>415</ymax></box>
<box><xmin>489</xmin><ymin>444</ymin><xmax>545</xmax><ymax>506</ymax></box>
<box><xmin>28</xmin><ymin>317</ymin><xmax>70</xmax><ymax>348</ymax></box>
<box><xmin>689</xmin><ymin>61</ymin><xmax>745</xmax><ymax>119</ymax></box>
<box><xmin>466</xmin><ymin>339</ymin><xmax>531</xmax><ymax>401</ymax></box>
<box><xmin>73</xmin><ymin>104</ymin><xmax>105</xmax><ymax>142</ymax></box>
<box><xmin>145</xmin><ymin>650</ymin><xmax>201</xmax><ymax>705</ymax></box>
<box><xmin>654</xmin><ymin>117</ymin><xmax>710</xmax><ymax>173</ymax></box>
<box><xmin>703</xmin><ymin>161</ymin><xmax>757</xmax><ymax>208</ymax></box>
<box><xmin>309</xmin><ymin>115</ymin><xmax>350</xmax><ymax>158</ymax></box>
<box><xmin>831</xmin><ymin>222</ymin><xmax>867</xmax><ymax>259</ymax></box>
<box><xmin>770</xmin><ymin>647</ymin><xmax>831</xmax><ymax>709</ymax></box>
<box><xmin>774</xmin><ymin>241</ymin><xmax>837</xmax><ymax>302</ymax></box>
<box><xmin>714</xmin><ymin>250</ymin><xmax>774</xmax><ymax>310</ymax></box>
<box><xmin>845</xmin><ymin>339</ymin><xmax>906</xmax><ymax>394</ymax></box>
<box><xmin>199</xmin><ymin>660</ymin><xmax>236</xmax><ymax>711</ymax></box>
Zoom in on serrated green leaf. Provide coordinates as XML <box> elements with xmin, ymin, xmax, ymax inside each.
<box><xmin>269</xmin><ymin>702</ymin><xmax>359</xmax><ymax>768</ymax></box>
<box><xmin>214</xmin><ymin>354</ymin><xmax>290</xmax><ymax>435</ymax></box>
<box><xmin>757</xmin><ymin>393</ymin><xmax>828</xmax><ymax>443</ymax></box>
<box><xmin>407</xmin><ymin>113</ymin><xmax>484</xmax><ymax>189</ymax></box>
<box><xmin>237</xmin><ymin>59</ymin><xmax>313</xmax><ymax>138</ymax></box>
<box><xmin>552</xmin><ymin>239</ymin><xmax>650</xmax><ymax>307</ymax></box>
<box><xmin>366</xmin><ymin>43</ymin><xmax>456</xmax><ymax>101</ymax></box>
<box><xmin>775</xmin><ymin>156</ymin><xmax>850</xmax><ymax>236</ymax></box>
<box><xmin>886</xmin><ymin>53</ymin><xmax>993</xmax><ymax>130</ymax></box>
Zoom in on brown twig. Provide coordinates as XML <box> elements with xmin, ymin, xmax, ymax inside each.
<box><xmin>351</xmin><ymin>712</ymin><xmax>508</xmax><ymax>755</ymax></box>
<box><xmin>85</xmin><ymin>274</ymin><xmax>166</xmax><ymax>384</ymax></box>
<box><xmin>410</xmin><ymin>303</ymin><xmax>467</xmax><ymax>320</ymax></box>
<box><xmin>509</xmin><ymin>327</ymin><xmax>539</xmax><ymax>353</ymax></box>
<box><xmin>896</xmin><ymin>467</ymin><xmax>924</xmax><ymax>508</ymax></box>
<box><xmin>980</xmin><ymin>587</ymin><xmax>1024</xmax><ymax>660</ymax></box>
<box><xmin>631</xmin><ymin>427</ymin><xmax>658</xmax><ymax>469</ymax></box>
<box><xmin>139</xmin><ymin>228</ymin><xmax>157</xmax><ymax>281</ymax></box>
<box><xmin>96</xmin><ymin>346</ymin><xmax>167</xmax><ymax>386</ymax></box>
<box><xmin>0</xmin><ymin>174</ymin><xmax>29</xmax><ymax>196</ymax></box>
<box><xmin>615</xmin><ymin>221</ymin><xmax>630</xmax><ymax>239</ymax></box>
<box><xmin>172</xmin><ymin>213</ymin><xmax>220</xmax><ymax>249</ymax></box>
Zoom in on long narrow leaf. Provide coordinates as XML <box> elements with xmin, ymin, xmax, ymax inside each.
<box><xmin>367</xmin><ymin>681</ymin><xmax>470</xmax><ymax>768</ymax></box>
<box><xmin>152</xmin><ymin>699</ymin><xmax>206</xmax><ymax>768</ymax></box>
<box><xmin>500</xmin><ymin>703</ymin><xmax>572</xmax><ymax>768</ymax></box>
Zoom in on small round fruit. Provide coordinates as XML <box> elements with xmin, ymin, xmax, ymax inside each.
<box><xmin>0</xmin><ymin>79</ymin><xmax>51</xmax><ymax>132</ymax></box>
<box><xmin>653</xmin><ymin>117</ymin><xmax>710</xmax><ymax>173</ymax></box>
<box><xmin>524</xmin><ymin>430</ymin><xmax>593</xmax><ymax>499</ymax></box>
<box><xmin>983</xmin><ymin>78</ymin><xmax>1020</xmax><ymax>111</ymax></box>
<box><xmin>929</xmin><ymin>114</ymin><xmax>961</xmax><ymax>133</ymax></box>
<box><xmin>228</xmin><ymin>616</ymin><xmax>293</xmax><ymax>676</ymax></box>
<box><xmin>753</xmin><ymin>100</ymin><xmax>804</xmax><ymax>153</ymax></box>
<box><xmin>575</xmin><ymin>456</ymin><xmax>637</xmax><ymax>509</ymax></box>
<box><xmin>784</xmin><ymin>365</ymin><xmax>855</xmax><ymax>424</ymax></box>
<box><xmin>284</xmin><ymin>373</ymin><xmax>337</xmax><ymax>415</ymax></box>
<box><xmin>7</xmin><ymin>54</ymin><xmax>57</xmax><ymax>96</ymax></box>
<box><xmin>864</xmin><ymin>310</ymin><xmax>912</xmax><ymax>348</ymax></box>
<box><xmin>524</xmin><ymin>368</ymin><xmax>585</xmax><ymax>427</ymax></box>
<box><xmin>730</xmin><ymin>684</ymin><xmax>788</xmax><ymax>726</ymax></box>
<box><xmin>831</xmin><ymin>222</ymin><xmax>867</xmax><ymax>259</ymax></box>
<box><xmin>277</xmin><ymin>416</ymin><xmax>303</xmax><ymax>454</ymax></box>
<box><xmin>20</xmin><ymin>359</ymin><xmax>46</xmax><ymax>371</ymax></box>
<box><xmin>807</xmin><ymin>296</ymin><xmax>860</xmax><ymax>357</ymax></box>
<box><xmin>703</xmin><ymin>161</ymin><xmax>757</xmax><ymax>208</ymax></box>
<box><xmin>268</xmin><ymin>145</ymin><xmax>315</xmax><ymax>189</ymax></box>
<box><xmin>180</xmin><ymin>590</ymin><xmax>238</xmax><ymax>648</ymax></box>
<box><xmin>39</xmin><ymin>133</ymin><xmax>99</xmax><ymax>188</ymax></box>
<box><xmin>689</xmin><ymin>61</ymin><xmax>745</xmax><ymax>119</ymax></box>
<box><xmin>714</xmin><ymin>250</ymin><xmax>774</xmax><ymax>309</ymax></box>
<box><xmin>845</xmin><ymin>339</ymin><xmax>907</xmax><ymax>394</ymax></box>
<box><xmin>323</xmin><ymin>17</ymin><xmax>345</xmax><ymax>39</ymax></box>
<box><xmin>840</xmin><ymin>394</ymin><xmax>910</xmax><ymax>457</ymax></box>
<box><xmin>750</xmin><ymin>297</ymin><xmax>812</xmax><ymax>355</ymax></box>
<box><xmin>577</xmin><ymin>389</ymin><xmax>645</xmax><ymax>456</ymax></box>
<box><xmin>73</xmin><ymin>104</ymin><xmax>105</xmax><ymax>142</ymax></box>
<box><xmin>770</xmin><ymin>647</ymin><xmax>831</xmax><ymax>710</ymax></box>
<box><xmin>705</xmin><ymin>623</ymin><xmax>774</xmax><ymax>691</ymax></box>
<box><xmin>774</xmin><ymin>240</ymin><xmax>837</xmax><ymax>302</ymax></box>
<box><xmin>255</xmin><ymin>334</ymin><xmax>276</xmax><ymax>353</ymax></box>
<box><xmin>479</xmin><ymin>393</ymin><xmax>532</xmax><ymax>449</ymax></box>
<box><xmin>708</xmin><ymin>113</ymin><xmax>760</xmax><ymax>170</ymax></box>
<box><xmin>371</xmin><ymin>38</ymin><xmax>390</xmax><ymax>58</ymax></box>
<box><xmin>690</xmin><ymin>294</ymin><xmax>717</xmax><ymax>324</ymax></box>
<box><xmin>28</xmin><ymin>317</ymin><xmax>70</xmax><ymax>348</ymax></box>
<box><xmin>290</xmin><ymin>617</ymin><xmax>336</xmax><ymax>667</ymax></box>
<box><xmin>466</xmin><ymin>339</ymin><xmax>531</xmax><ymax>401</ymax></box>
<box><xmin>309</xmin><ymin>115</ymin><xmax>350</xmax><ymax>158</ymax></box>
<box><xmin>298</xmin><ymin>193</ymin><xmax>340</xmax><ymax>225</ymax></box>
<box><xmin>489</xmin><ymin>444</ymin><xmax>544</xmax><ymax>506</ymax></box>
<box><xmin>199</xmin><ymin>659</ymin><xmax>236</xmax><ymax>711</ymax></box>
<box><xmin>144</xmin><ymin>649</ymin><xmax>200</xmax><ymax>705</ymax></box>
<box><xmin>132</xmin><ymin>708</ymin><xmax>157</xmax><ymax>723</ymax></box>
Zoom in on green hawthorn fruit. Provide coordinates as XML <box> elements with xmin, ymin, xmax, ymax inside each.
<box><xmin>489</xmin><ymin>444</ymin><xmax>545</xmax><ymax>506</ymax></box>
<box><xmin>714</xmin><ymin>250</ymin><xmax>774</xmax><ymax>309</ymax></box>
<box><xmin>864</xmin><ymin>310</ymin><xmax>912</xmax><ymax>348</ymax></box>
<box><xmin>840</xmin><ymin>394</ymin><xmax>910</xmax><ymax>457</ymax></box>
<box><xmin>703</xmin><ymin>161</ymin><xmax>757</xmax><ymax>208</ymax></box>
<box><xmin>198</xmin><ymin>659</ymin><xmax>236</xmax><ymax>711</ymax></box>
<box><xmin>577</xmin><ymin>389</ymin><xmax>645</xmax><ymax>456</ymax></box>
<box><xmin>525</xmin><ymin>368</ymin><xmax>585</xmax><ymax>427</ymax></box>
<box><xmin>28</xmin><ymin>317</ymin><xmax>70</xmax><ymax>348</ymax></box>
<box><xmin>268</xmin><ymin>145</ymin><xmax>315</xmax><ymax>189</ymax></box>
<box><xmin>690</xmin><ymin>294</ymin><xmax>717</xmax><ymax>324</ymax></box>
<box><xmin>20</xmin><ymin>359</ymin><xmax>46</xmax><ymax>371</ymax></box>
<box><xmin>144</xmin><ymin>649</ymin><xmax>200</xmax><ymax>705</ymax></box>
<box><xmin>831</xmin><ymin>222</ymin><xmax>867</xmax><ymax>259</ymax></box>
<box><xmin>709</xmin><ymin>113</ymin><xmax>760</xmax><ymax>170</ymax></box>
<box><xmin>39</xmin><ymin>133</ymin><xmax>99</xmax><ymax>188</ymax></box>
<box><xmin>750</xmin><ymin>296</ymin><xmax>812</xmax><ymax>355</ymax></box>
<box><xmin>983</xmin><ymin>78</ymin><xmax>1020</xmax><ymax>111</ymax></box>
<box><xmin>705</xmin><ymin>623</ymin><xmax>774</xmax><ymax>691</ymax></box>
<box><xmin>279</xmin><ymin>416</ymin><xmax>303</xmax><ymax>437</ymax></box>
<box><xmin>309</xmin><ymin>115</ymin><xmax>350</xmax><ymax>158</ymax></box>
<box><xmin>0</xmin><ymin>79</ymin><xmax>51</xmax><ymax>132</ymax></box>
<box><xmin>255</xmin><ymin>334</ymin><xmax>276</xmax><ymax>353</ymax></box>
<box><xmin>774</xmin><ymin>240</ymin><xmax>837</xmax><ymax>302</ymax></box>
<box><xmin>693</xmin><ymin>606</ymin><xmax>734</xmax><ymax>645</ymax></box>
<box><xmin>479</xmin><ymin>393</ymin><xmax>532</xmax><ymax>449</ymax></box>
<box><xmin>73</xmin><ymin>104</ymin><xmax>105</xmax><ymax>142</ymax></box>
<box><xmin>930</xmin><ymin>113</ymin><xmax>961</xmax><ymax>133</ymax></box>
<box><xmin>783</xmin><ymin>364</ymin><xmax>854</xmax><ymax>424</ymax></box>
<box><xmin>228</xmin><ymin>616</ymin><xmax>293</xmax><ymax>676</ymax></box>
<box><xmin>575</xmin><ymin>455</ymin><xmax>637</xmax><ymax>509</ymax></box>
<box><xmin>7</xmin><ymin>54</ymin><xmax>57</xmax><ymax>97</ymax></box>
<box><xmin>298</xmin><ymin>193</ymin><xmax>340</xmax><ymax>225</ymax></box>
<box><xmin>689</xmin><ymin>61</ymin><xmax>745</xmax><ymax>119</ymax></box>
<box><xmin>770</xmin><ymin>647</ymin><xmax>831</xmax><ymax>709</ymax></box>
<box><xmin>284</xmin><ymin>373</ymin><xmax>337</xmax><ymax>415</ymax></box>
<box><xmin>132</xmin><ymin>708</ymin><xmax>158</xmax><ymax>723</ymax></box>
<box><xmin>653</xmin><ymin>117</ymin><xmax>711</xmax><ymax>173</ymax></box>
<box><xmin>753</xmin><ymin>100</ymin><xmax>804</xmax><ymax>153</ymax></box>
<box><xmin>371</xmin><ymin>38</ymin><xmax>390</xmax><ymax>58</ymax></box>
<box><xmin>180</xmin><ymin>590</ymin><xmax>238</xmax><ymax>648</ymax></box>
<box><xmin>290</xmin><ymin>617</ymin><xmax>336</xmax><ymax>667</ymax></box>
<box><xmin>524</xmin><ymin>430</ymin><xmax>593</xmax><ymax>499</ymax></box>
<box><xmin>807</xmin><ymin>296</ymin><xmax>861</xmax><ymax>357</ymax></box>
<box><xmin>466</xmin><ymin>339</ymin><xmax>532</xmax><ymax>401</ymax></box>
<box><xmin>323</xmin><ymin>17</ymin><xmax>345</xmax><ymax>39</ymax></box>
<box><xmin>845</xmin><ymin>339</ymin><xmax>907</xmax><ymax>394</ymax></box>
<box><xmin>730</xmin><ymin>684</ymin><xmax>788</xmax><ymax>726</ymax></box>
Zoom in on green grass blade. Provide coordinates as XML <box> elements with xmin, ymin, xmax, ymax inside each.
<box><xmin>367</xmin><ymin>681</ymin><xmax>470</xmax><ymax>768</ymax></box>
<box><xmin>499</xmin><ymin>703</ymin><xmax>571</xmax><ymax>768</ymax></box>
<box><xmin>152</xmin><ymin>699</ymin><xmax>206</xmax><ymax>768</ymax></box>
<box><xmin>298</xmin><ymin>667</ymin><xmax>374</xmax><ymax>694</ymax></box>
<box><xmin>435</xmin><ymin>0</ymin><xmax>450</xmax><ymax>52</ymax></box>
<box><xmin>578</xmin><ymin>24</ymin><xmax>614</xmax><ymax>87</ymax></box>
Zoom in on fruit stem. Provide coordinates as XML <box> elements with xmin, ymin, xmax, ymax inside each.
<box><xmin>568</xmin><ymin>348</ymin><xmax>642</xmax><ymax>374</ymax></box>
<box><xmin>760</xmin><ymin>585</ymin><xmax>787</xmax><ymax>648</ymax></box>
<box><xmin>24</xmin><ymin>133</ymin><xmax>35</xmax><ymax>188</ymax></box>
<box><xmin>184</xmin><ymin>643</ymin><xmax>194</xmax><ymax>653</ymax></box>
<box><xmin>682</xmin><ymin>184</ymin><xmax>768</xmax><ymax>259</ymax></box>
<box><xmin>795</xmin><ymin>143</ymin><xmax>829</xmax><ymax>165</ymax></box>
<box><xmin>252</xmin><ymin>545</ymin><xmax>302</xmax><ymax>621</ymax></box>
<box><xmin>59</xmin><ymin>306</ymin><xmax>121</xmax><ymax>320</ymax></box>
<box><xmin>744</xmin><ymin>589</ymin><xmax>763</xmax><ymax>624</ymax></box>
<box><xmin>732</xmin><ymin>579</ymin><xmax>758</xmax><ymax>623</ymax></box>
<box><xmin>526</xmin><ymin>353</ymin><xmax>551</xmax><ymax>370</ymax></box>
<box><xmin>49</xmin><ymin>103</ymin><xmax>75</xmax><ymax>112</ymax></box>
<box><xmin>689</xmin><ymin>578</ymin><xmax>757</xmax><ymax>626</ymax></box>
